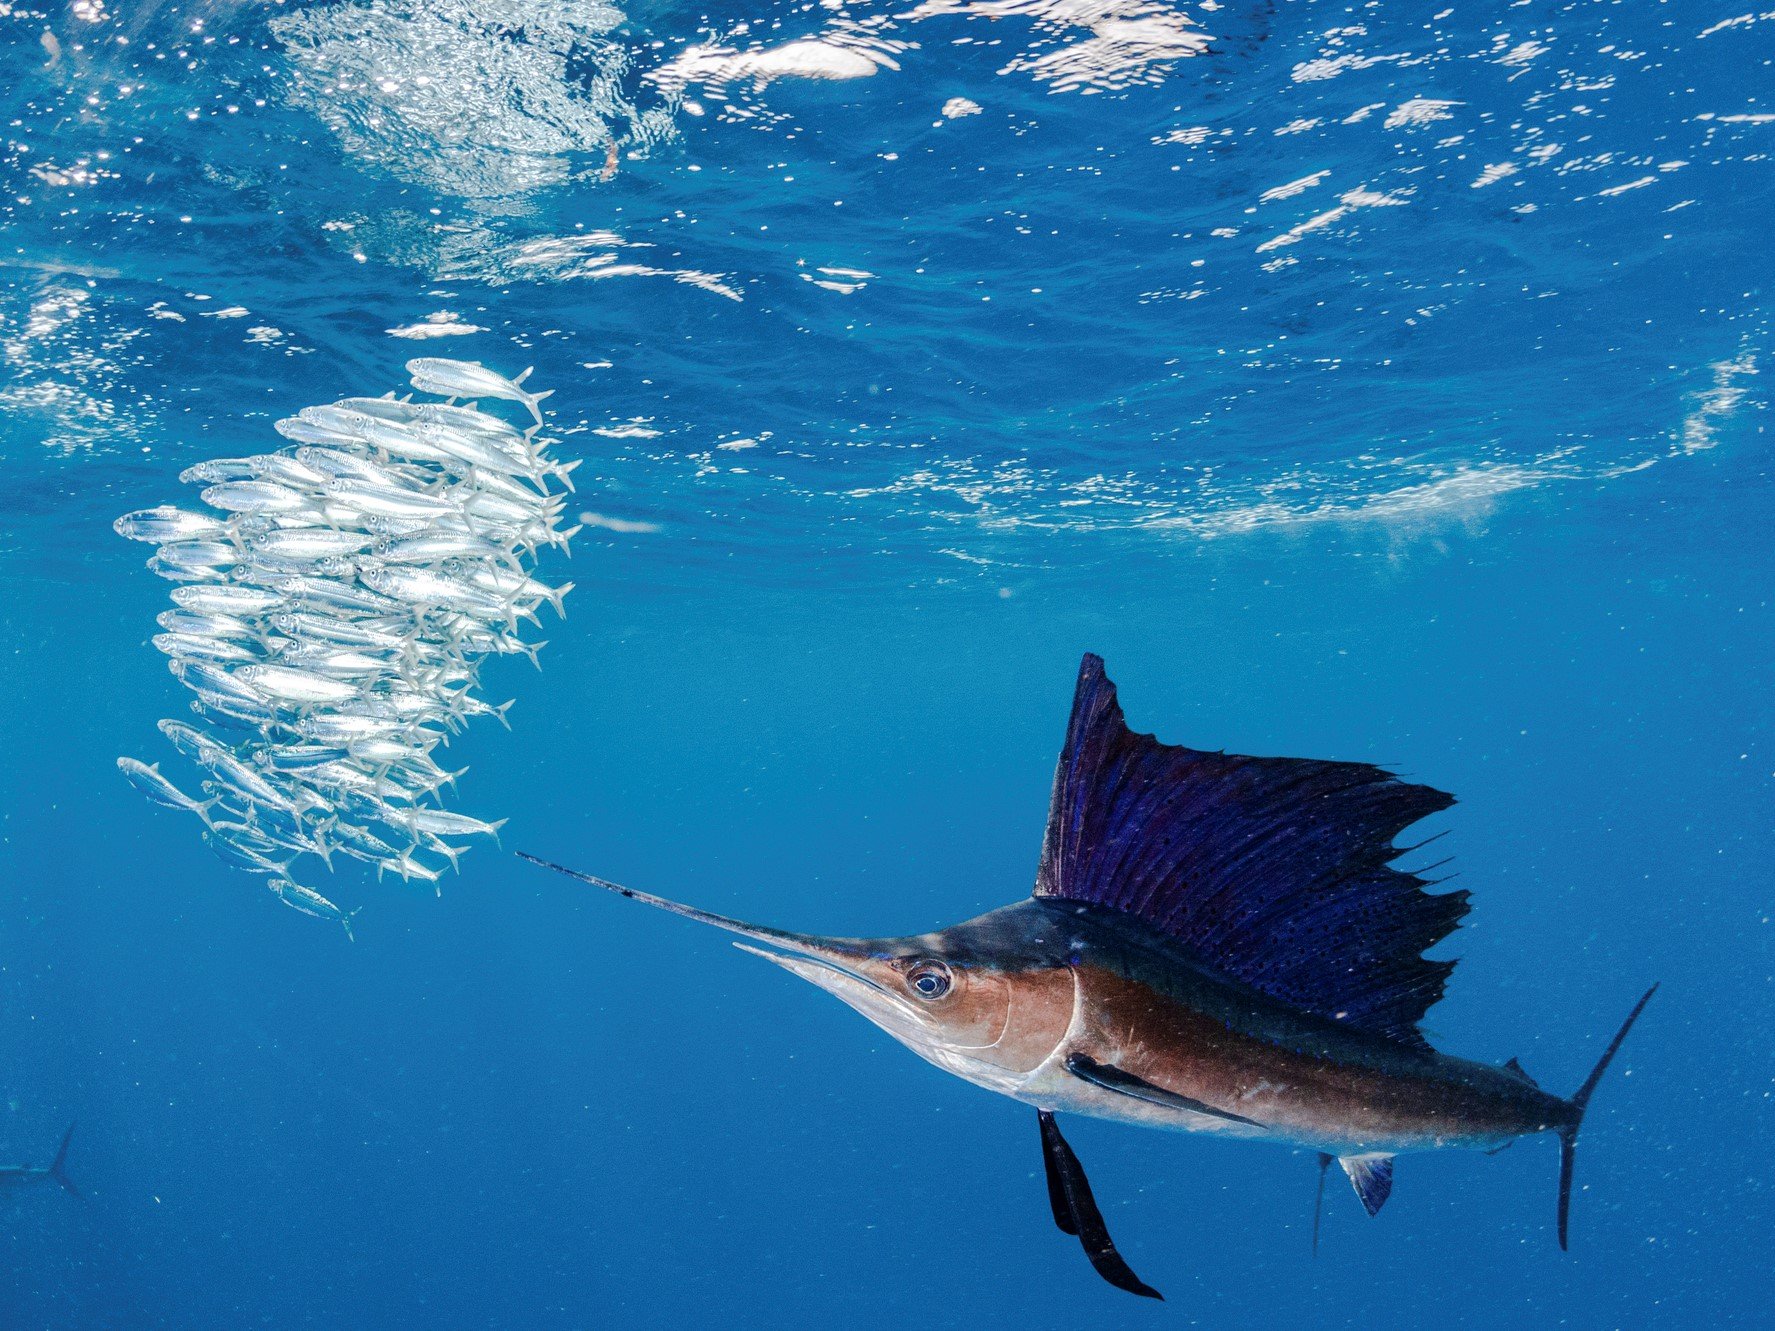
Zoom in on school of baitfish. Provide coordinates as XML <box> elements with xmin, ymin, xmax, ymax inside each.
<box><xmin>114</xmin><ymin>358</ymin><xmax>576</xmax><ymax>936</ymax></box>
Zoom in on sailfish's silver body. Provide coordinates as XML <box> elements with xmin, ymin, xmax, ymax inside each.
<box><xmin>525</xmin><ymin>654</ymin><xmax>1654</xmax><ymax>1299</ymax></box>
<box><xmin>851</xmin><ymin>899</ymin><xmax>1568</xmax><ymax>1156</ymax></box>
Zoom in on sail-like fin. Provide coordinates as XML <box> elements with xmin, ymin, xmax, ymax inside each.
<box><xmin>1312</xmin><ymin>1153</ymin><xmax>1333</xmax><ymax>1256</ymax></box>
<box><xmin>1064</xmin><ymin>1051</ymin><xmax>1262</xmax><ymax>1127</ymax></box>
<box><xmin>1340</xmin><ymin>1153</ymin><xmax>1394</xmax><ymax>1217</ymax></box>
<box><xmin>1033</xmin><ymin>654</ymin><xmax>1467</xmax><ymax>1049</ymax></box>
<box><xmin>1037</xmin><ymin>1110</ymin><xmax>1163</xmax><ymax>1300</ymax></box>
<box><xmin>1503</xmin><ymin>1056</ymin><xmax>1538</xmax><ymax>1086</ymax></box>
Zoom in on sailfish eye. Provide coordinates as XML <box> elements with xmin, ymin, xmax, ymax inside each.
<box><xmin>906</xmin><ymin>960</ymin><xmax>953</xmax><ymax>1001</ymax></box>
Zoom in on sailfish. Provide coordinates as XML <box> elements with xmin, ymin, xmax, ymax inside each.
<box><xmin>522</xmin><ymin>654</ymin><xmax>1655</xmax><ymax>1299</ymax></box>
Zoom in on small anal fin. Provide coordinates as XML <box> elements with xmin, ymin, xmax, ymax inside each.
<box><xmin>1065</xmin><ymin>1052</ymin><xmax>1262</xmax><ymax>1127</ymax></box>
<box><xmin>1340</xmin><ymin>1153</ymin><xmax>1395</xmax><ymax>1217</ymax></box>
<box><xmin>1503</xmin><ymin>1056</ymin><xmax>1538</xmax><ymax>1086</ymax></box>
<box><xmin>1036</xmin><ymin>1110</ymin><xmax>1163</xmax><ymax>1300</ymax></box>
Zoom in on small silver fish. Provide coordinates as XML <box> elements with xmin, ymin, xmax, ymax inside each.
<box><xmin>374</xmin><ymin>532</ymin><xmax>519</xmax><ymax>569</ymax></box>
<box><xmin>325</xmin><ymin>479</ymin><xmax>460</xmax><ymax>522</ymax></box>
<box><xmin>236</xmin><ymin>664</ymin><xmax>362</xmax><ymax>705</ymax></box>
<box><xmin>158</xmin><ymin>718</ymin><xmax>223</xmax><ymax>759</ymax></box>
<box><xmin>201</xmin><ymin>481</ymin><xmax>311</xmax><ymax>514</ymax></box>
<box><xmin>257</xmin><ymin>744</ymin><xmax>350</xmax><ymax>771</ymax></box>
<box><xmin>248</xmin><ymin>529</ymin><xmax>377</xmax><ymax>560</ymax></box>
<box><xmin>190</xmin><ymin>692</ymin><xmax>279</xmax><ymax>728</ymax></box>
<box><xmin>114</xmin><ymin>506</ymin><xmax>229</xmax><ymax>544</ymax></box>
<box><xmin>330</xmin><ymin>819</ymin><xmax>400</xmax><ymax>859</ymax></box>
<box><xmin>292</xmin><ymin>713</ymin><xmax>413</xmax><ymax>744</ymax></box>
<box><xmin>156</xmin><ymin>540</ymin><xmax>242</xmax><ymax>570</ymax></box>
<box><xmin>179</xmin><ymin>458</ymin><xmax>264</xmax><ymax>484</ymax></box>
<box><xmin>293</xmin><ymin>446</ymin><xmax>433</xmax><ymax>492</ymax></box>
<box><xmin>262</xmin><ymin>575</ymin><xmax>405</xmax><ymax>617</ymax></box>
<box><xmin>117</xmin><ymin>757</ymin><xmax>218</xmax><ymax>824</ymax></box>
<box><xmin>203</xmin><ymin>828</ymin><xmax>288</xmax><ymax>875</ymax></box>
<box><xmin>267</xmin><ymin>878</ymin><xmax>360</xmax><ymax>939</ymax></box>
<box><xmin>169</xmin><ymin>658</ymin><xmax>268</xmax><ymax>704</ymax></box>
<box><xmin>157</xmin><ymin>609</ymin><xmax>262</xmax><ymax>642</ymax></box>
<box><xmin>153</xmin><ymin>632</ymin><xmax>262</xmax><ymax>666</ymax></box>
<box><xmin>275</xmin><ymin>415</ymin><xmax>357</xmax><ymax>446</ymax></box>
<box><xmin>406</xmin><ymin>358</ymin><xmax>552</xmax><ymax>420</ymax></box>
<box><xmin>404</xmin><ymin>400</ymin><xmax>532</xmax><ymax>446</ymax></box>
<box><xmin>145</xmin><ymin>555</ymin><xmax>226</xmax><ymax>583</ymax></box>
<box><xmin>397</xmin><ymin>808</ymin><xmax>507</xmax><ymax>842</ymax></box>
<box><xmin>331</xmin><ymin>395</ymin><xmax>420</xmax><ymax>423</ymax></box>
<box><xmin>378</xmin><ymin>850</ymin><xmax>444</xmax><ymax>885</ymax></box>
<box><xmin>274</xmin><ymin>642</ymin><xmax>396</xmax><ymax>678</ymax></box>
<box><xmin>170</xmin><ymin>585</ymin><xmax>283</xmax><ymax>615</ymax></box>
<box><xmin>358</xmin><ymin>565</ymin><xmax>506</xmax><ymax>615</ymax></box>
<box><xmin>194</xmin><ymin>746</ymin><xmax>298</xmax><ymax>812</ymax></box>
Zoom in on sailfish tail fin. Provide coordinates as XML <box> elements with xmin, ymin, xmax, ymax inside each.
<box><xmin>1556</xmin><ymin>984</ymin><xmax>1658</xmax><ymax>1249</ymax></box>
<box><xmin>50</xmin><ymin>1123</ymin><xmax>79</xmax><ymax>1198</ymax></box>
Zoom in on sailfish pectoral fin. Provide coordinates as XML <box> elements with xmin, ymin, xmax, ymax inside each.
<box><xmin>1064</xmin><ymin>1052</ymin><xmax>1263</xmax><ymax>1127</ymax></box>
<box><xmin>1036</xmin><ymin>1110</ymin><xmax>1164</xmax><ymax>1301</ymax></box>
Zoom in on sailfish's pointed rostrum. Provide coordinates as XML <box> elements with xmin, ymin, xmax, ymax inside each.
<box><xmin>523</xmin><ymin>653</ymin><xmax>1656</xmax><ymax>1298</ymax></box>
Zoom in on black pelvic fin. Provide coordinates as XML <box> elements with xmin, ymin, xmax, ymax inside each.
<box><xmin>1033</xmin><ymin>654</ymin><xmax>1467</xmax><ymax>1049</ymax></box>
<box><xmin>1065</xmin><ymin>1051</ymin><xmax>1262</xmax><ymax>1127</ymax></box>
<box><xmin>1503</xmin><ymin>1056</ymin><xmax>1538</xmax><ymax>1086</ymax></box>
<box><xmin>1036</xmin><ymin>1110</ymin><xmax>1163</xmax><ymax>1301</ymax></box>
<box><xmin>1312</xmin><ymin>1153</ymin><xmax>1333</xmax><ymax>1256</ymax></box>
<box><xmin>1557</xmin><ymin>983</ymin><xmax>1659</xmax><ymax>1251</ymax></box>
<box><xmin>1339</xmin><ymin>1153</ymin><xmax>1395</xmax><ymax>1217</ymax></box>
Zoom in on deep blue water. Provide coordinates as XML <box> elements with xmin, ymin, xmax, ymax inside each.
<box><xmin>2</xmin><ymin>1</ymin><xmax>1771</xmax><ymax>1327</ymax></box>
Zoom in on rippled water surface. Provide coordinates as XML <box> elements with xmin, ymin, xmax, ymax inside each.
<box><xmin>1</xmin><ymin>2</ymin><xmax>1770</xmax><ymax>1327</ymax></box>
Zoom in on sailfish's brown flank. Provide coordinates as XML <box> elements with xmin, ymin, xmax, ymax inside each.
<box><xmin>523</xmin><ymin>653</ymin><xmax>1655</xmax><ymax>1299</ymax></box>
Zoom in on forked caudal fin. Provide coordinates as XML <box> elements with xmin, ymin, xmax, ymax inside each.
<box><xmin>1557</xmin><ymin>983</ymin><xmax>1658</xmax><ymax>1250</ymax></box>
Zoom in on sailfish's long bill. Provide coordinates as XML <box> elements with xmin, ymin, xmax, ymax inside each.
<box><xmin>522</xmin><ymin>653</ymin><xmax>1657</xmax><ymax>1300</ymax></box>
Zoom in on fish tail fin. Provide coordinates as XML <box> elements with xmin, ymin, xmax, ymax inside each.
<box><xmin>555</xmin><ymin>524</ymin><xmax>583</xmax><ymax>557</ymax></box>
<box><xmin>488</xmin><ymin>817</ymin><xmax>508</xmax><ymax>847</ymax></box>
<box><xmin>50</xmin><ymin>1124</ymin><xmax>79</xmax><ymax>1198</ymax></box>
<box><xmin>342</xmin><ymin>907</ymin><xmax>362</xmax><ymax>943</ymax></box>
<box><xmin>492</xmin><ymin>699</ymin><xmax>514</xmax><ymax>731</ymax></box>
<box><xmin>1557</xmin><ymin>983</ymin><xmax>1659</xmax><ymax>1250</ymax></box>
<box><xmin>547</xmin><ymin>582</ymin><xmax>574</xmax><ymax>617</ymax></box>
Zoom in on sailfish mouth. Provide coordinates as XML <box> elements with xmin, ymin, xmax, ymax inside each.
<box><xmin>516</xmin><ymin>852</ymin><xmax>887</xmax><ymax>991</ymax></box>
<box><xmin>729</xmin><ymin>940</ymin><xmax>896</xmax><ymax>999</ymax></box>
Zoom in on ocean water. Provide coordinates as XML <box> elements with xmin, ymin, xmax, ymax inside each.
<box><xmin>1</xmin><ymin>1</ymin><xmax>1770</xmax><ymax>1326</ymax></box>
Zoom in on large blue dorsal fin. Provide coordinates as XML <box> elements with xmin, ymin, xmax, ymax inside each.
<box><xmin>1339</xmin><ymin>1154</ymin><xmax>1395</xmax><ymax>1216</ymax></box>
<box><xmin>1033</xmin><ymin>654</ymin><xmax>1468</xmax><ymax>1050</ymax></box>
